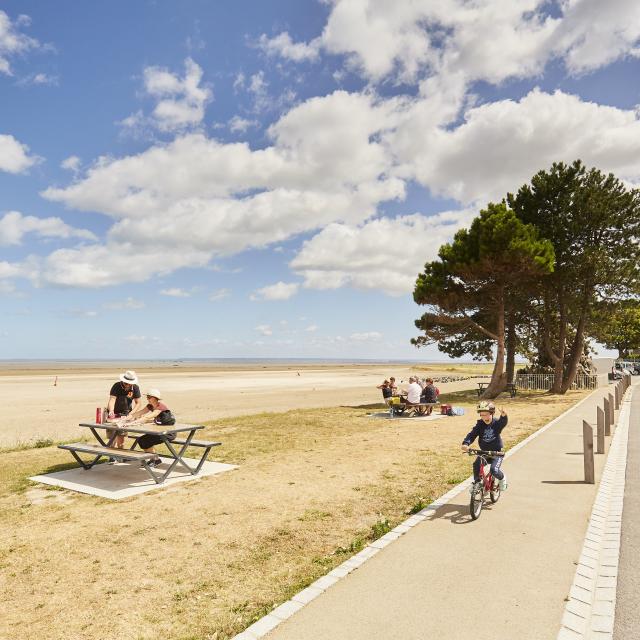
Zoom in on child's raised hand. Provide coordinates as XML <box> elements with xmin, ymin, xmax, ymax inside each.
<box><xmin>499</xmin><ymin>407</ymin><xmax>507</xmax><ymax>416</ymax></box>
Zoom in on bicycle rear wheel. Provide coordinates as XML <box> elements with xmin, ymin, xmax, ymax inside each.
<box><xmin>469</xmin><ymin>485</ymin><xmax>483</xmax><ymax>520</ymax></box>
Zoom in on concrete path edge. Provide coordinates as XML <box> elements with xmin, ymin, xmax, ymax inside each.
<box><xmin>232</xmin><ymin>388</ymin><xmax>603</xmax><ymax>640</ymax></box>
<box><xmin>557</xmin><ymin>386</ymin><xmax>633</xmax><ymax>640</ymax></box>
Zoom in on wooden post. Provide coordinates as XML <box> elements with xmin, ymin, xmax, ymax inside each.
<box><xmin>609</xmin><ymin>392</ymin><xmax>615</xmax><ymax>426</ymax></box>
<box><xmin>596</xmin><ymin>406</ymin><xmax>605</xmax><ymax>454</ymax></box>
<box><xmin>615</xmin><ymin>385</ymin><xmax>620</xmax><ymax>409</ymax></box>
<box><xmin>604</xmin><ymin>397</ymin><xmax>611</xmax><ymax>436</ymax></box>
<box><xmin>583</xmin><ymin>421</ymin><xmax>595</xmax><ymax>484</ymax></box>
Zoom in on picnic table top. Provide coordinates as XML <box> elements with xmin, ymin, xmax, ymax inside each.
<box><xmin>79</xmin><ymin>422</ymin><xmax>204</xmax><ymax>436</ymax></box>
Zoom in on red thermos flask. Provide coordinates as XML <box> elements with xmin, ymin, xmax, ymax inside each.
<box><xmin>96</xmin><ymin>407</ymin><xmax>102</xmax><ymax>424</ymax></box>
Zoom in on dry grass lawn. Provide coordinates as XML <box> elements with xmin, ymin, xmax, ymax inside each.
<box><xmin>0</xmin><ymin>388</ymin><xmax>587</xmax><ymax>640</ymax></box>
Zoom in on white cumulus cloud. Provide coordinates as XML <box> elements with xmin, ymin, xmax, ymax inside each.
<box><xmin>0</xmin><ymin>134</ymin><xmax>39</xmax><ymax>174</ymax></box>
<box><xmin>61</xmin><ymin>155</ymin><xmax>81</xmax><ymax>172</ymax></box>
<box><xmin>258</xmin><ymin>32</ymin><xmax>321</xmax><ymax>62</ymax></box>
<box><xmin>251</xmin><ymin>281</ymin><xmax>299</xmax><ymax>301</ymax></box>
<box><xmin>261</xmin><ymin>0</ymin><xmax>640</xmax><ymax>88</ymax></box>
<box><xmin>291</xmin><ymin>210</ymin><xmax>475</xmax><ymax>296</ymax></box>
<box><xmin>121</xmin><ymin>58</ymin><xmax>212</xmax><ymax>134</ymax></box>
<box><xmin>0</xmin><ymin>10</ymin><xmax>40</xmax><ymax>76</ymax></box>
<box><xmin>399</xmin><ymin>88</ymin><xmax>640</xmax><ymax>204</ymax></box>
<box><xmin>40</xmin><ymin>91</ymin><xmax>404</xmax><ymax>287</ymax></box>
<box><xmin>0</xmin><ymin>210</ymin><xmax>96</xmax><ymax>246</ymax></box>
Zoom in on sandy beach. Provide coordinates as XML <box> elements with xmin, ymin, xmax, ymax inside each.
<box><xmin>0</xmin><ymin>362</ymin><xmax>487</xmax><ymax>448</ymax></box>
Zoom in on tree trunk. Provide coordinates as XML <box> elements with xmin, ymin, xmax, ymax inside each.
<box><xmin>482</xmin><ymin>288</ymin><xmax>506</xmax><ymax>399</ymax></box>
<box><xmin>560</xmin><ymin>290</ymin><xmax>590</xmax><ymax>393</ymax></box>
<box><xmin>505</xmin><ymin>310</ymin><xmax>516</xmax><ymax>383</ymax></box>
<box><xmin>549</xmin><ymin>299</ymin><xmax>567</xmax><ymax>394</ymax></box>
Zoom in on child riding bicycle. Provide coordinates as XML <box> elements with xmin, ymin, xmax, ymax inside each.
<box><xmin>461</xmin><ymin>401</ymin><xmax>508</xmax><ymax>491</ymax></box>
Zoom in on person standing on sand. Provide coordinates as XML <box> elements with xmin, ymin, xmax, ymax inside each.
<box><xmin>106</xmin><ymin>370</ymin><xmax>142</xmax><ymax>449</ymax></box>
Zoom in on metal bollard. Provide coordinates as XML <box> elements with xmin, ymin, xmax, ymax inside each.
<box><xmin>583</xmin><ymin>421</ymin><xmax>595</xmax><ymax>484</ymax></box>
<box><xmin>596</xmin><ymin>406</ymin><xmax>605</xmax><ymax>454</ymax></box>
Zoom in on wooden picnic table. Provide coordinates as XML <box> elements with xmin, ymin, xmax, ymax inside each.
<box><xmin>389</xmin><ymin>397</ymin><xmax>439</xmax><ymax>417</ymax></box>
<box><xmin>476</xmin><ymin>382</ymin><xmax>489</xmax><ymax>397</ymax></box>
<box><xmin>58</xmin><ymin>422</ymin><xmax>221</xmax><ymax>484</ymax></box>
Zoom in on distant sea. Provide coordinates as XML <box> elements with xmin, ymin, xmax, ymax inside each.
<box><xmin>0</xmin><ymin>357</ymin><xmax>486</xmax><ymax>370</ymax></box>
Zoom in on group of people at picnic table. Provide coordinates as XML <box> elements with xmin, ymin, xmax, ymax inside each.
<box><xmin>377</xmin><ymin>375</ymin><xmax>440</xmax><ymax>413</ymax></box>
<box><xmin>105</xmin><ymin>370</ymin><xmax>177</xmax><ymax>467</ymax></box>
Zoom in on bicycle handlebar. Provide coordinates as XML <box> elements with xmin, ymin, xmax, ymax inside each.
<box><xmin>465</xmin><ymin>448</ymin><xmax>505</xmax><ymax>457</ymax></box>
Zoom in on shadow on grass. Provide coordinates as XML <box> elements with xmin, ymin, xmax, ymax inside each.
<box><xmin>441</xmin><ymin>389</ymin><xmax>481</xmax><ymax>403</ymax></box>
<box><xmin>343</xmin><ymin>403</ymin><xmax>388</xmax><ymax>410</ymax></box>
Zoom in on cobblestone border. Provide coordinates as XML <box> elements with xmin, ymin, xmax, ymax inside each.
<box><xmin>557</xmin><ymin>387</ymin><xmax>632</xmax><ymax>640</ymax></box>
<box><xmin>232</xmin><ymin>388</ymin><xmax>602</xmax><ymax>640</ymax></box>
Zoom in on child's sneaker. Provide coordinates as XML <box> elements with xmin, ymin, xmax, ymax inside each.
<box><xmin>469</xmin><ymin>481</ymin><xmax>481</xmax><ymax>495</ymax></box>
<box><xmin>499</xmin><ymin>475</ymin><xmax>508</xmax><ymax>491</ymax></box>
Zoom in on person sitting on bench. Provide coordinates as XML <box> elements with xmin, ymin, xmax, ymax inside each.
<box><xmin>404</xmin><ymin>376</ymin><xmax>422</xmax><ymax>410</ymax></box>
<box><xmin>123</xmin><ymin>389</ymin><xmax>175</xmax><ymax>467</ymax></box>
<box><xmin>421</xmin><ymin>378</ymin><xmax>439</xmax><ymax>402</ymax></box>
<box><xmin>377</xmin><ymin>379</ymin><xmax>393</xmax><ymax>405</ymax></box>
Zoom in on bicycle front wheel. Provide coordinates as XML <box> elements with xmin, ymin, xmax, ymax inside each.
<box><xmin>469</xmin><ymin>487</ymin><xmax>483</xmax><ymax>520</ymax></box>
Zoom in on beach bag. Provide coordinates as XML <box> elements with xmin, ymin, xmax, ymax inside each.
<box><xmin>440</xmin><ymin>404</ymin><xmax>452</xmax><ymax>415</ymax></box>
<box><xmin>154</xmin><ymin>409</ymin><xmax>176</xmax><ymax>426</ymax></box>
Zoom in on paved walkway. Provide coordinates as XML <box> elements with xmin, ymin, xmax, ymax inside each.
<box><xmin>613</xmin><ymin>385</ymin><xmax>640</xmax><ymax>638</ymax></box>
<box><xmin>251</xmin><ymin>385</ymin><xmax>627</xmax><ymax>640</ymax></box>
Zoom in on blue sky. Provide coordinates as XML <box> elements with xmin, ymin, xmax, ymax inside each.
<box><xmin>1</xmin><ymin>1</ymin><xmax>638</xmax><ymax>359</ymax></box>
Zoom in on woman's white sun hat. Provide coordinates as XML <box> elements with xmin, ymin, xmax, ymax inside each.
<box><xmin>146</xmin><ymin>388</ymin><xmax>162</xmax><ymax>400</ymax></box>
<box><xmin>119</xmin><ymin>370</ymin><xmax>138</xmax><ymax>385</ymax></box>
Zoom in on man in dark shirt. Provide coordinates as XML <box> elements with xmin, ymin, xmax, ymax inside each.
<box><xmin>106</xmin><ymin>370</ymin><xmax>142</xmax><ymax>449</ymax></box>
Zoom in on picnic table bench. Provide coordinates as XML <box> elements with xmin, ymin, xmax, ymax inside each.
<box><xmin>477</xmin><ymin>381</ymin><xmax>516</xmax><ymax>398</ymax></box>
<box><xmin>388</xmin><ymin>398</ymin><xmax>439</xmax><ymax>417</ymax></box>
<box><xmin>58</xmin><ymin>422</ymin><xmax>221</xmax><ymax>484</ymax></box>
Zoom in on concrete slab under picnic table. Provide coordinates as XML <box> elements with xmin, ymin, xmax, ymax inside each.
<box><xmin>29</xmin><ymin>457</ymin><xmax>237</xmax><ymax>499</ymax></box>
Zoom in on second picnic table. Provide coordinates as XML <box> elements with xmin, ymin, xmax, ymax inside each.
<box><xmin>58</xmin><ymin>422</ymin><xmax>221</xmax><ymax>484</ymax></box>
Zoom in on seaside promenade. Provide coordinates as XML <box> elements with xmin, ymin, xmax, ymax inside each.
<box><xmin>234</xmin><ymin>381</ymin><xmax>636</xmax><ymax>640</ymax></box>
